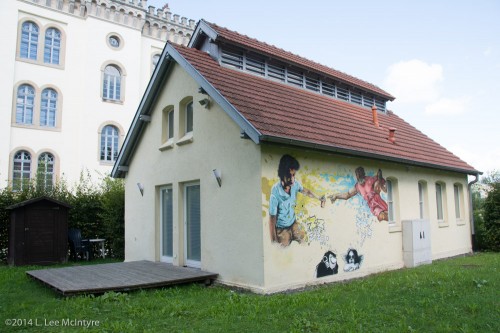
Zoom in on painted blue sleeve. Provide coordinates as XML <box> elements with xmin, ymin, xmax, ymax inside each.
<box><xmin>269</xmin><ymin>194</ymin><xmax>278</xmax><ymax>216</ymax></box>
<box><xmin>296</xmin><ymin>179</ymin><xmax>304</xmax><ymax>193</ymax></box>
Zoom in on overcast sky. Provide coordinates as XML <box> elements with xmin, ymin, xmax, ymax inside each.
<box><xmin>148</xmin><ymin>0</ymin><xmax>500</xmax><ymax>175</ymax></box>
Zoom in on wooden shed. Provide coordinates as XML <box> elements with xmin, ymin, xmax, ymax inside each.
<box><xmin>7</xmin><ymin>197</ymin><xmax>71</xmax><ymax>266</ymax></box>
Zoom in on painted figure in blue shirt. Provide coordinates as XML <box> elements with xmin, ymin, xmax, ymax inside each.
<box><xmin>269</xmin><ymin>154</ymin><xmax>325</xmax><ymax>246</ymax></box>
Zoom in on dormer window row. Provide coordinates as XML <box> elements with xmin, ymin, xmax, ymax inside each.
<box><xmin>220</xmin><ymin>46</ymin><xmax>387</xmax><ymax>112</ymax></box>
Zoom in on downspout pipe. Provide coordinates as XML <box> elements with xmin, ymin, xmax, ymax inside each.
<box><xmin>468</xmin><ymin>173</ymin><xmax>480</xmax><ymax>252</ymax></box>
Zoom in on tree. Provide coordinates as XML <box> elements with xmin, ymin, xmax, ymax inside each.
<box><xmin>475</xmin><ymin>170</ymin><xmax>500</xmax><ymax>251</ymax></box>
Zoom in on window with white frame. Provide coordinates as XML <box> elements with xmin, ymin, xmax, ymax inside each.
<box><xmin>160</xmin><ymin>186</ymin><xmax>174</xmax><ymax>262</ymax></box>
<box><xmin>18</xmin><ymin>20</ymin><xmax>65</xmax><ymax>68</ymax></box>
<box><xmin>102</xmin><ymin>65</ymin><xmax>122</xmax><ymax>101</ymax></box>
<box><xmin>13</xmin><ymin>83</ymin><xmax>62</xmax><ymax>130</ymax></box>
<box><xmin>435</xmin><ymin>182</ymin><xmax>447</xmax><ymax>223</ymax></box>
<box><xmin>16</xmin><ymin>84</ymin><xmax>35</xmax><ymax>125</ymax></box>
<box><xmin>13</xmin><ymin>150</ymin><xmax>32</xmax><ymax>191</ymax></box>
<box><xmin>40</xmin><ymin>88</ymin><xmax>57</xmax><ymax>127</ymax></box>
<box><xmin>168</xmin><ymin>109</ymin><xmax>174</xmax><ymax>140</ymax></box>
<box><xmin>386</xmin><ymin>177</ymin><xmax>401</xmax><ymax>231</ymax></box>
<box><xmin>44</xmin><ymin>28</ymin><xmax>61</xmax><ymax>65</ymax></box>
<box><xmin>418</xmin><ymin>181</ymin><xmax>428</xmax><ymax>219</ymax></box>
<box><xmin>160</xmin><ymin>106</ymin><xmax>175</xmax><ymax>150</ymax></box>
<box><xmin>418</xmin><ymin>182</ymin><xmax>424</xmax><ymax>219</ymax></box>
<box><xmin>100</xmin><ymin>125</ymin><xmax>119</xmax><ymax>162</ymax></box>
<box><xmin>37</xmin><ymin>152</ymin><xmax>54</xmax><ymax>190</ymax></box>
<box><xmin>454</xmin><ymin>184</ymin><xmax>462</xmax><ymax>219</ymax></box>
<box><xmin>177</xmin><ymin>98</ymin><xmax>194</xmax><ymax>145</ymax></box>
<box><xmin>185</xmin><ymin>101</ymin><xmax>193</xmax><ymax>133</ymax></box>
<box><xmin>387</xmin><ymin>179</ymin><xmax>395</xmax><ymax>223</ymax></box>
<box><xmin>20</xmin><ymin>21</ymin><xmax>39</xmax><ymax>60</ymax></box>
<box><xmin>185</xmin><ymin>183</ymin><xmax>201</xmax><ymax>267</ymax></box>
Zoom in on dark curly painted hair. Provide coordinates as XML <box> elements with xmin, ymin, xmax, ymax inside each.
<box><xmin>278</xmin><ymin>154</ymin><xmax>300</xmax><ymax>182</ymax></box>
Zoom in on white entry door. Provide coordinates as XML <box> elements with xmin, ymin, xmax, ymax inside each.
<box><xmin>160</xmin><ymin>186</ymin><xmax>173</xmax><ymax>263</ymax></box>
<box><xmin>184</xmin><ymin>183</ymin><xmax>201</xmax><ymax>268</ymax></box>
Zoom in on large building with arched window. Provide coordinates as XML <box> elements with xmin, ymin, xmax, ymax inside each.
<box><xmin>1</xmin><ymin>0</ymin><xmax>194</xmax><ymax>189</ymax></box>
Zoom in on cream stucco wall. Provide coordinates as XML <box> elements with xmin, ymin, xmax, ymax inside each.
<box><xmin>261</xmin><ymin>146</ymin><xmax>472</xmax><ymax>293</ymax></box>
<box><xmin>124</xmin><ymin>63</ymin><xmax>264</xmax><ymax>289</ymax></box>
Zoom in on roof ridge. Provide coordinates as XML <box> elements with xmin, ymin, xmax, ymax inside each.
<box><xmin>204</xmin><ymin>21</ymin><xmax>394</xmax><ymax>99</ymax></box>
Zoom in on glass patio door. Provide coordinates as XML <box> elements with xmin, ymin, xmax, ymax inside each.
<box><xmin>184</xmin><ymin>183</ymin><xmax>201</xmax><ymax>267</ymax></box>
<box><xmin>160</xmin><ymin>186</ymin><xmax>173</xmax><ymax>263</ymax></box>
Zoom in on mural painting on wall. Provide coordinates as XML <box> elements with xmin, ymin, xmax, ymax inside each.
<box><xmin>269</xmin><ymin>154</ymin><xmax>326</xmax><ymax>247</ymax></box>
<box><xmin>329</xmin><ymin>167</ymin><xmax>388</xmax><ymax>222</ymax></box>
<box><xmin>343</xmin><ymin>248</ymin><xmax>363</xmax><ymax>272</ymax></box>
<box><xmin>315</xmin><ymin>251</ymin><xmax>338</xmax><ymax>278</ymax></box>
<box><xmin>263</xmin><ymin>153</ymin><xmax>389</xmax><ymax>277</ymax></box>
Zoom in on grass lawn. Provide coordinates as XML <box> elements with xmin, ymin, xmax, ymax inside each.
<box><xmin>0</xmin><ymin>253</ymin><xmax>499</xmax><ymax>333</ymax></box>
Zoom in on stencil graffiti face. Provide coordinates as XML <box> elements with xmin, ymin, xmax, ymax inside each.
<box><xmin>343</xmin><ymin>248</ymin><xmax>363</xmax><ymax>272</ymax></box>
<box><xmin>326</xmin><ymin>253</ymin><xmax>337</xmax><ymax>268</ymax></box>
<box><xmin>316</xmin><ymin>251</ymin><xmax>338</xmax><ymax>278</ymax></box>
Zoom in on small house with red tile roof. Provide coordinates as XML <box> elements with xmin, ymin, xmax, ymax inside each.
<box><xmin>112</xmin><ymin>20</ymin><xmax>480</xmax><ymax>293</ymax></box>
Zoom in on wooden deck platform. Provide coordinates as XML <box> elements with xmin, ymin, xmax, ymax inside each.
<box><xmin>26</xmin><ymin>261</ymin><xmax>218</xmax><ymax>296</ymax></box>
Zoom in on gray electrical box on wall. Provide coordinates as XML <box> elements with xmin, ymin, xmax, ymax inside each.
<box><xmin>402</xmin><ymin>219</ymin><xmax>432</xmax><ymax>267</ymax></box>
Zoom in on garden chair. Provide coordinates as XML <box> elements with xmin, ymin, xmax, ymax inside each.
<box><xmin>68</xmin><ymin>228</ymin><xmax>91</xmax><ymax>260</ymax></box>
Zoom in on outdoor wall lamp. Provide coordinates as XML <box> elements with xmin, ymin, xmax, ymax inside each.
<box><xmin>213</xmin><ymin>169</ymin><xmax>222</xmax><ymax>187</ymax></box>
<box><xmin>137</xmin><ymin>183</ymin><xmax>144</xmax><ymax>196</ymax></box>
<box><xmin>199</xmin><ymin>97</ymin><xmax>211</xmax><ymax>109</ymax></box>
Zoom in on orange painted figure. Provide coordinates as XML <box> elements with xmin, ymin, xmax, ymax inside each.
<box><xmin>329</xmin><ymin>167</ymin><xmax>388</xmax><ymax>222</ymax></box>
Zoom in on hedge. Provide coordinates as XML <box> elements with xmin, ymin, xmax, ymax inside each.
<box><xmin>0</xmin><ymin>172</ymin><xmax>124</xmax><ymax>263</ymax></box>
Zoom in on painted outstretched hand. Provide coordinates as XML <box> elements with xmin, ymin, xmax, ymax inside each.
<box><xmin>320</xmin><ymin>195</ymin><xmax>326</xmax><ymax>208</ymax></box>
<box><xmin>328</xmin><ymin>194</ymin><xmax>338</xmax><ymax>203</ymax></box>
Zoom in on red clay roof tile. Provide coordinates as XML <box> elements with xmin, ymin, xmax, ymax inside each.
<box><xmin>174</xmin><ymin>44</ymin><xmax>477</xmax><ymax>173</ymax></box>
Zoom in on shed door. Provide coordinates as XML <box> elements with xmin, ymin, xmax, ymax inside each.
<box><xmin>25</xmin><ymin>208</ymin><xmax>57</xmax><ymax>264</ymax></box>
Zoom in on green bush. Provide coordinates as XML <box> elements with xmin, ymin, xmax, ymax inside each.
<box><xmin>481</xmin><ymin>182</ymin><xmax>500</xmax><ymax>251</ymax></box>
<box><xmin>99</xmin><ymin>177</ymin><xmax>125</xmax><ymax>259</ymax></box>
<box><xmin>474</xmin><ymin>170</ymin><xmax>500</xmax><ymax>252</ymax></box>
<box><xmin>0</xmin><ymin>172</ymin><xmax>125</xmax><ymax>263</ymax></box>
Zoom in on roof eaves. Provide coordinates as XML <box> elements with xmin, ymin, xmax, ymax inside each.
<box><xmin>188</xmin><ymin>19</ymin><xmax>219</xmax><ymax>48</ymax></box>
<box><xmin>260</xmin><ymin>135</ymin><xmax>480</xmax><ymax>176</ymax></box>
<box><xmin>7</xmin><ymin>196</ymin><xmax>72</xmax><ymax>210</ymax></box>
<box><xmin>111</xmin><ymin>44</ymin><xmax>176</xmax><ymax>178</ymax></box>
<box><xmin>112</xmin><ymin>43</ymin><xmax>262</xmax><ymax>178</ymax></box>
<box><xmin>172</xmin><ymin>46</ymin><xmax>262</xmax><ymax>143</ymax></box>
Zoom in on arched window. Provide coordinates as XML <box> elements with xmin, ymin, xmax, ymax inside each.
<box><xmin>103</xmin><ymin>65</ymin><xmax>122</xmax><ymax>100</ymax></box>
<box><xmin>20</xmin><ymin>21</ymin><xmax>39</xmax><ymax>60</ymax></box>
<box><xmin>37</xmin><ymin>152</ymin><xmax>55</xmax><ymax>190</ymax></box>
<box><xmin>16</xmin><ymin>84</ymin><xmax>35</xmax><ymax>124</ymax></box>
<box><xmin>185</xmin><ymin>101</ymin><xmax>193</xmax><ymax>133</ymax></box>
<box><xmin>386</xmin><ymin>179</ymin><xmax>394</xmax><ymax>222</ymax></box>
<box><xmin>100</xmin><ymin>125</ymin><xmax>119</xmax><ymax>162</ymax></box>
<box><xmin>13</xmin><ymin>150</ymin><xmax>32</xmax><ymax>190</ymax></box>
<box><xmin>40</xmin><ymin>88</ymin><xmax>57</xmax><ymax>127</ymax></box>
<box><xmin>44</xmin><ymin>28</ymin><xmax>61</xmax><ymax>64</ymax></box>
